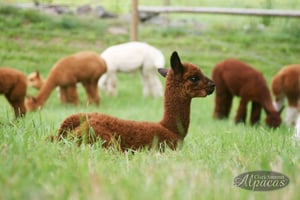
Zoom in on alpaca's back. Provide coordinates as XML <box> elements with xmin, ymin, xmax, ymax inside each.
<box><xmin>213</xmin><ymin>59</ymin><xmax>268</xmax><ymax>99</ymax></box>
<box><xmin>212</xmin><ymin>59</ymin><xmax>280</xmax><ymax>127</ymax></box>
<box><xmin>272</xmin><ymin>64</ymin><xmax>300</xmax><ymax>100</ymax></box>
<box><xmin>49</xmin><ymin>51</ymin><xmax>106</xmax><ymax>85</ymax></box>
<box><xmin>101</xmin><ymin>41</ymin><xmax>165</xmax><ymax>71</ymax></box>
<box><xmin>0</xmin><ymin>67</ymin><xmax>27</xmax><ymax>94</ymax></box>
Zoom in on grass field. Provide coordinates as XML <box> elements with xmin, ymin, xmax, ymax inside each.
<box><xmin>0</xmin><ymin>1</ymin><xmax>300</xmax><ymax>199</ymax></box>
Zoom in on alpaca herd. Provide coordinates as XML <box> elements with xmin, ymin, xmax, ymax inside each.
<box><xmin>0</xmin><ymin>41</ymin><xmax>300</xmax><ymax>151</ymax></box>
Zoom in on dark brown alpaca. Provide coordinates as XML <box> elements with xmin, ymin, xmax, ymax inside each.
<box><xmin>53</xmin><ymin>51</ymin><xmax>215</xmax><ymax>150</ymax></box>
<box><xmin>0</xmin><ymin>67</ymin><xmax>27</xmax><ymax>117</ymax></box>
<box><xmin>212</xmin><ymin>58</ymin><xmax>282</xmax><ymax>128</ymax></box>
<box><xmin>25</xmin><ymin>51</ymin><xmax>107</xmax><ymax>111</ymax></box>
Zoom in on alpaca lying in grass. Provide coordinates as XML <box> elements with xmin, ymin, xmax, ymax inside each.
<box><xmin>212</xmin><ymin>58</ymin><xmax>282</xmax><ymax>128</ymax></box>
<box><xmin>27</xmin><ymin>71</ymin><xmax>45</xmax><ymax>90</ymax></box>
<box><xmin>98</xmin><ymin>41</ymin><xmax>165</xmax><ymax>98</ymax></box>
<box><xmin>271</xmin><ymin>64</ymin><xmax>300</xmax><ymax>138</ymax></box>
<box><xmin>53</xmin><ymin>51</ymin><xmax>215</xmax><ymax>150</ymax></box>
<box><xmin>25</xmin><ymin>51</ymin><xmax>107</xmax><ymax>111</ymax></box>
<box><xmin>0</xmin><ymin>67</ymin><xmax>27</xmax><ymax>118</ymax></box>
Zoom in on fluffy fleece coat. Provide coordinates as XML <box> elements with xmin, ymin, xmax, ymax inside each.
<box><xmin>0</xmin><ymin>67</ymin><xmax>27</xmax><ymax>117</ymax></box>
<box><xmin>271</xmin><ymin>64</ymin><xmax>300</xmax><ymax>138</ymax></box>
<box><xmin>98</xmin><ymin>41</ymin><xmax>165</xmax><ymax>98</ymax></box>
<box><xmin>212</xmin><ymin>58</ymin><xmax>282</xmax><ymax>128</ymax></box>
<box><xmin>25</xmin><ymin>51</ymin><xmax>107</xmax><ymax>111</ymax></box>
<box><xmin>54</xmin><ymin>51</ymin><xmax>215</xmax><ymax>150</ymax></box>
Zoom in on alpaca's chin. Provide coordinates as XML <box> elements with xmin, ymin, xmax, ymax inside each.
<box><xmin>206</xmin><ymin>87</ymin><xmax>215</xmax><ymax>95</ymax></box>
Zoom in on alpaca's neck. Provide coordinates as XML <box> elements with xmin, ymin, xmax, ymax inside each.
<box><xmin>160</xmin><ymin>84</ymin><xmax>191</xmax><ymax>138</ymax></box>
<box><xmin>35</xmin><ymin>79</ymin><xmax>56</xmax><ymax>105</ymax></box>
<box><xmin>37</xmin><ymin>78</ymin><xmax>45</xmax><ymax>90</ymax></box>
<box><xmin>262</xmin><ymin>91</ymin><xmax>277</xmax><ymax>114</ymax></box>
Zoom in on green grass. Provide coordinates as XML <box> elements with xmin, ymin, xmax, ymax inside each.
<box><xmin>0</xmin><ymin>2</ymin><xmax>300</xmax><ymax>200</ymax></box>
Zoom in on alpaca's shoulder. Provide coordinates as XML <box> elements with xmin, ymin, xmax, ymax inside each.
<box><xmin>214</xmin><ymin>59</ymin><xmax>260</xmax><ymax>75</ymax></box>
<box><xmin>0</xmin><ymin>67</ymin><xmax>26</xmax><ymax>82</ymax></box>
<box><xmin>280</xmin><ymin>64</ymin><xmax>300</xmax><ymax>75</ymax></box>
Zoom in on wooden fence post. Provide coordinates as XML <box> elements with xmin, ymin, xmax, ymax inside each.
<box><xmin>131</xmin><ymin>0</ymin><xmax>139</xmax><ymax>41</ymax></box>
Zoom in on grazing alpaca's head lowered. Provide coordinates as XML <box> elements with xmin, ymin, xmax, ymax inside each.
<box><xmin>25</xmin><ymin>51</ymin><xmax>106</xmax><ymax>111</ymax></box>
<box><xmin>54</xmin><ymin>51</ymin><xmax>215</xmax><ymax>150</ymax></box>
<box><xmin>212</xmin><ymin>58</ymin><xmax>282</xmax><ymax>128</ymax></box>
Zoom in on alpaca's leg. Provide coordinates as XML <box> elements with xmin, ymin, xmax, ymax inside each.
<box><xmin>235</xmin><ymin>98</ymin><xmax>248</xmax><ymax>124</ymax></box>
<box><xmin>250</xmin><ymin>101</ymin><xmax>262</xmax><ymax>125</ymax></box>
<box><xmin>141</xmin><ymin>70</ymin><xmax>151</xmax><ymax>97</ymax></box>
<box><xmin>5</xmin><ymin>87</ymin><xmax>26</xmax><ymax>117</ymax></box>
<box><xmin>82</xmin><ymin>81</ymin><xmax>100</xmax><ymax>106</ymax></box>
<box><xmin>141</xmin><ymin>68</ymin><xmax>163</xmax><ymax>97</ymax></box>
<box><xmin>105</xmin><ymin>72</ymin><xmax>118</xmax><ymax>96</ymax></box>
<box><xmin>285</xmin><ymin>106</ymin><xmax>298</xmax><ymax>126</ymax></box>
<box><xmin>213</xmin><ymin>87</ymin><xmax>233</xmax><ymax>119</ymax></box>
<box><xmin>59</xmin><ymin>87</ymin><xmax>68</xmax><ymax>104</ymax></box>
<box><xmin>65</xmin><ymin>84</ymin><xmax>79</xmax><ymax>105</ymax></box>
<box><xmin>98</xmin><ymin>74</ymin><xmax>108</xmax><ymax>90</ymax></box>
<box><xmin>10</xmin><ymin>101</ymin><xmax>26</xmax><ymax>118</ymax></box>
<box><xmin>295</xmin><ymin>114</ymin><xmax>300</xmax><ymax>139</ymax></box>
<box><xmin>286</xmin><ymin>96</ymin><xmax>299</xmax><ymax>125</ymax></box>
<box><xmin>273</xmin><ymin>93</ymin><xmax>285</xmax><ymax>111</ymax></box>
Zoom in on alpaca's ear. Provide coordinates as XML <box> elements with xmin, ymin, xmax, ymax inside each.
<box><xmin>170</xmin><ymin>51</ymin><xmax>184</xmax><ymax>75</ymax></box>
<box><xmin>35</xmin><ymin>70</ymin><xmax>40</xmax><ymax>77</ymax></box>
<box><xmin>158</xmin><ymin>68</ymin><xmax>168</xmax><ymax>77</ymax></box>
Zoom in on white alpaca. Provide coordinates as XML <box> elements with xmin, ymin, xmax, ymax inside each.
<box><xmin>98</xmin><ymin>41</ymin><xmax>165</xmax><ymax>98</ymax></box>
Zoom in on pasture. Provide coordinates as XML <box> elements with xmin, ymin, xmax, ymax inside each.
<box><xmin>0</xmin><ymin>1</ymin><xmax>300</xmax><ymax>199</ymax></box>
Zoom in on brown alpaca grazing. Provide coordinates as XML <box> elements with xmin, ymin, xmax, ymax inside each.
<box><xmin>53</xmin><ymin>51</ymin><xmax>215</xmax><ymax>150</ymax></box>
<box><xmin>212</xmin><ymin>58</ymin><xmax>282</xmax><ymax>128</ymax></box>
<box><xmin>25</xmin><ymin>51</ymin><xmax>107</xmax><ymax>111</ymax></box>
<box><xmin>27</xmin><ymin>71</ymin><xmax>45</xmax><ymax>90</ymax></box>
<box><xmin>0</xmin><ymin>67</ymin><xmax>27</xmax><ymax>117</ymax></box>
<box><xmin>272</xmin><ymin>64</ymin><xmax>300</xmax><ymax>126</ymax></box>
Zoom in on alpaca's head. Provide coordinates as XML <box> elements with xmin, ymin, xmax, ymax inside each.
<box><xmin>25</xmin><ymin>97</ymin><xmax>41</xmax><ymax>111</ymax></box>
<box><xmin>158</xmin><ymin>51</ymin><xmax>215</xmax><ymax>98</ymax></box>
<box><xmin>265</xmin><ymin>110</ymin><xmax>282</xmax><ymax>128</ymax></box>
<box><xmin>27</xmin><ymin>71</ymin><xmax>44</xmax><ymax>90</ymax></box>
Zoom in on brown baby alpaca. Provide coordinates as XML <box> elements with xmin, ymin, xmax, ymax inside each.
<box><xmin>54</xmin><ymin>51</ymin><xmax>215</xmax><ymax>150</ymax></box>
<box><xmin>272</xmin><ymin>64</ymin><xmax>300</xmax><ymax>125</ymax></box>
<box><xmin>0</xmin><ymin>67</ymin><xmax>27</xmax><ymax>117</ymax></box>
<box><xmin>212</xmin><ymin>58</ymin><xmax>282</xmax><ymax>128</ymax></box>
<box><xmin>27</xmin><ymin>71</ymin><xmax>45</xmax><ymax>90</ymax></box>
<box><xmin>25</xmin><ymin>51</ymin><xmax>107</xmax><ymax>111</ymax></box>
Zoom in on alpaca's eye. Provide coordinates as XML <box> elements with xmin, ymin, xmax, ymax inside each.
<box><xmin>189</xmin><ymin>76</ymin><xmax>199</xmax><ymax>83</ymax></box>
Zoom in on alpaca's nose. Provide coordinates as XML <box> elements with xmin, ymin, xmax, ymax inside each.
<box><xmin>209</xmin><ymin>80</ymin><xmax>215</xmax><ymax>88</ymax></box>
<box><xmin>206</xmin><ymin>80</ymin><xmax>215</xmax><ymax>94</ymax></box>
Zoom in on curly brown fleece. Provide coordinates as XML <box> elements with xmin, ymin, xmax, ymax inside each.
<box><xmin>212</xmin><ymin>58</ymin><xmax>282</xmax><ymax>128</ymax></box>
<box><xmin>54</xmin><ymin>51</ymin><xmax>215</xmax><ymax>150</ymax></box>
<box><xmin>25</xmin><ymin>51</ymin><xmax>107</xmax><ymax>111</ymax></box>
